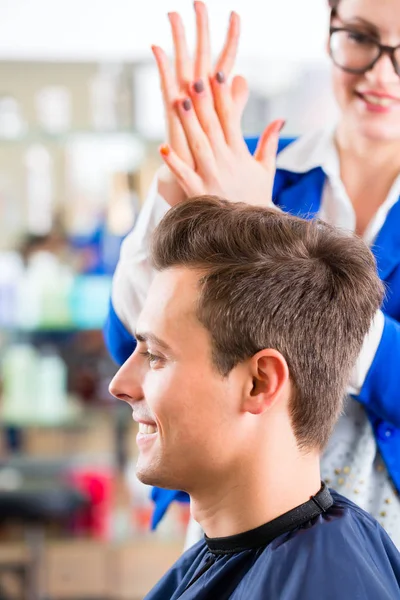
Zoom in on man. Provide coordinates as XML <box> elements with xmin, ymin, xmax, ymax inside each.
<box><xmin>109</xmin><ymin>196</ymin><xmax>400</xmax><ymax>599</ymax></box>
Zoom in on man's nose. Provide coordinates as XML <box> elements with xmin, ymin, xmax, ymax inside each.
<box><xmin>108</xmin><ymin>356</ymin><xmax>142</xmax><ymax>404</ymax></box>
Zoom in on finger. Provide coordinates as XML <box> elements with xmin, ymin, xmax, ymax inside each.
<box><xmin>189</xmin><ymin>73</ymin><xmax>248</xmax><ymax>156</ymax></box>
<box><xmin>194</xmin><ymin>1</ymin><xmax>211</xmax><ymax>79</ymax></box>
<box><xmin>214</xmin><ymin>12</ymin><xmax>241</xmax><ymax>77</ymax></box>
<box><xmin>159</xmin><ymin>144</ymin><xmax>205</xmax><ymax>200</ymax></box>
<box><xmin>210</xmin><ymin>72</ymin><xmax>244</xmax><ymax>149</ymax></box>
<box><xmin>176</xmin><ymin>97</ymin><xmax>216</xmax><ymax>173</ymax></box>
<box><xmin>168</xmin><ymin>12</ymin><xmax>193</xmax><ymax>91</ymax></box>
<box><xmin>152</xmin><ymin>45</ymin><xmax>179</xmax><ymax>104</ymax></box>
<box><xmin>190</xmin><ymin>78</ymin><xmax>227</xmax><ymax>153</ymax></box>
<box><xmin>231</xmin><ymin>75</ymin><xmax>249</xmax><ymax>121</ymax></box>
<box><xmin>167</xmin><ymin>116</ymin><xmax>195</xmax><ymax>167</ymax></box>
<box><xmin>152</xmin><ymin>45</ymin><xmax>193</xmax><ymax>164</ymax></box>
<box><xmin>255</xmin><ymin>119</ymin><xmax>286</xmax><ymax>167</ymax></box>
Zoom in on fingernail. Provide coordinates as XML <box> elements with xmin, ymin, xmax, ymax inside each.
<box><xmin>160</xmin><ymin>144</ymin><xmax>170</xmax><ymax>156</ymax></box>
<box><xmin>193</xmin><ymin>79</ymin><xmax>205</xmax><ymax>94</ymax></box>
<box><xmin>275</xmin><ymin>119</ymin><xmax>286</xmax><ymax>133</ymax></box>
<box><xmin>216</xmin><ymin>71</ymin><xmax>225</xmax><ymax>84</ymax></box>
<box><xmin>182</xmin><ymin>98</ymin><xmax>192</xmax><ymax>111</ymax></box>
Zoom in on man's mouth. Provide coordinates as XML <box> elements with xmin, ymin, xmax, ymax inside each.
<box><xmin>138</xmin><ymin>423</ymin><xmax>158</xmax><ymax>435</ymax></box>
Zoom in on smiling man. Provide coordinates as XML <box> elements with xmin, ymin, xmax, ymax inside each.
<box><xmin>109</xmin><ymin>197</ymin><xmax>400</xmax><ymax>600</ymax></box>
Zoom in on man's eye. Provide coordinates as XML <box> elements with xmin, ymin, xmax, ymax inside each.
<box><xmin>139</xmin><ymin>351</ymin><xmax>163</xmax><ymax>366</ymax></box>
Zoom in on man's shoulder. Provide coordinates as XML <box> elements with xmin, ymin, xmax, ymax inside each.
<box><xmin>284</xmin><ymin>488</ymin><xmax>396</xmax><ymax>551</ymax></box>
<box><xmin>166</xmin><ymin>538</ymin><xmax>207</xmax><ymax>575</ymax></box>
<box><xmin>143</xmin><ymin>539</ymin><xmax>207</xmax><ymax>600</ymax></box>
<box><xmin>248</xmin><ymin>490</ymin><xmax>400</xmax><ymax>599</ymax></box>
<box><xmin>328</xmin><ymin>488</ymin><xmax>394</xmax><ymax>536</ymax></box>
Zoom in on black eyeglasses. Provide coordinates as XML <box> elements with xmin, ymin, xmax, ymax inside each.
<box><xmin>329</xmin><ymin>27</ymin><xmax>400</xmax><ymax>77</ymax></box>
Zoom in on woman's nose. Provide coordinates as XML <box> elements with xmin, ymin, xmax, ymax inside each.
<box><xmin>367</xmin><ymin>52</ymin><xmax>399</xmax><ymax>85</ymax></box>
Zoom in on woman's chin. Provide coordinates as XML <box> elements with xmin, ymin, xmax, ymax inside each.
<box><xmin>346</xmin><ymin>103</ymin><xmax>400</xmax><ymax>141</ymax></box>
<box><xmin>349</xmin><ymin>116</ymin><xmax>400</xmax><ymax>144</ymax></box>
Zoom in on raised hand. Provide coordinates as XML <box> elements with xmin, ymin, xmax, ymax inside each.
<box><xmin>152</xmin><ymin>1</ymin><xmax>247</xmax><ymax>206</ymax></box>
<box><xmin>155</xmin><ymin>2</ymin><xmax>285</xmax><ymax>208</ymax></box>
<box><xmin>160</xmin><ymin>105</ymin><xmax>284</xmax><ymax>207</ymax></box>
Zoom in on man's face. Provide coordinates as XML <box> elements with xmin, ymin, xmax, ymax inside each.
<box><xmin>109</xmin><ymin>267</ymin><xmax>248</xmax><ymax>493</ymax></box>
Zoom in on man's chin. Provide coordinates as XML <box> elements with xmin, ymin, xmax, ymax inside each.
<box><xmin>136</xmin><ymin>462</ymin><xmax>183</xmax><ymax>491</ymax></box>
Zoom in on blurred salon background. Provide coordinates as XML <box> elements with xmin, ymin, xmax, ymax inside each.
<box><xmin>0</xmin><ymin>0</ymin><xmax>334</xmax><ymax>597</ymax></box>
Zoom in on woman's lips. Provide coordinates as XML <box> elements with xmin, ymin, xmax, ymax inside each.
<box><xmin>355</xmin><ymin>91</ymin><xmax>400</xmax><ymax>112</ymax></box>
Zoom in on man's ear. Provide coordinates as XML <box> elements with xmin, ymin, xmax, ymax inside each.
<box><xmin>242</xmin><ymin>349</ymin><xmax>290</xmax><ymax>415</ymax></box>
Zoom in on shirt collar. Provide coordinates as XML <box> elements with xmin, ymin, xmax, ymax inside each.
<box><xmin>276</xmin><ymin>126</ymin><xmax>339</xmax><ymax>180</ymax></box>
<box><xmin>204</xmin><ymin>482</ymin><xmax>333</xmax><ymax>555</ymax></box>
<box><xmin>276</xmin><ymin>127</ymin><xmax>400</xmax><ymax>246</ymax></box>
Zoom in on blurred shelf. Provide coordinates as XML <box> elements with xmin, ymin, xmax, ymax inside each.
<box><xmin>0</xmin><ymin>274</ymin><xmax>112</xmax><ymax>334</ymax></box>
<box><xmin>0</xmin><ymin>539</ymin><xmax>184</xmax><ymax>600</ymax></box>
<box><xmin>0</xmin><ymin>406</ymin><xmax>85</xmax><ymax>429</ymax></box>
<box><xmin>1</xmin><ymin>325</ymin><xmax>104</xmax><ymax>334</ymax></box>
<box><xmin>0</xmin><ymin>129</ymin><xmax>141</xmax><ymax>144</ymax></box>
<box><xmin>1</xmin><ymin>416</ymin><xmax>84</xmax><ymax>429</ymax></box>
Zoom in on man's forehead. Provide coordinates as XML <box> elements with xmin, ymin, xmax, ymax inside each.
<box><xmin>137</xmin><ymin>267</ymin><xmax>200</xmax><ymax>332</ymax></box>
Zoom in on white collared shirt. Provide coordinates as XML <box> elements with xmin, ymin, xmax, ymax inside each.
<box><xmin>277</xmin><ymin>127</ymin><xmax>400</xmax><ymax>245</ymax></box>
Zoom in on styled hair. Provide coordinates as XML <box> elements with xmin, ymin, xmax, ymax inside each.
<box><xmin>151</xmin><ymin>197</ymin><xmax>384</xmax><ymax>451</ymax></box>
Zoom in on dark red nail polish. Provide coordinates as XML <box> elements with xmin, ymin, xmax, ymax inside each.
<box><xmin>182</xmin><ymin>98</ymin><xmax>192</xmax><ymax>111</ymax></box>
<box><xmin>193</xmin><ymin>79</ymin><xmax>205</xmax><ymax>94</ymax></box>
<box><xmin>216</xmin><ymin>71</ymin><xmax>225</xmax><ymax>84</ymax></box>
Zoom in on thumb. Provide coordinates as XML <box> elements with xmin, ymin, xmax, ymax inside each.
<box><xmin>254</xmin><ymin>119</ymin><xmax>286</xmax><ymax>167</ymax></box>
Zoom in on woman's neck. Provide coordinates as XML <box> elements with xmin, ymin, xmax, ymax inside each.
<box><xmin>334</xmin><ymin>122</ymin><xmax>400</xmax><ymax>236</ymax></box>
<box><xmin>335</xmin><ymin>121</ymin><xmax>400</xmax><ymax>180</ymax></box>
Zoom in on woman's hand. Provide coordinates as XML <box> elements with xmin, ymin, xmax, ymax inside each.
<box><xmin>155</xmin><ymin>3</ymin><xmax>285</xmax><ymax>207</ymax></box>
<box><xmin>152</xmin><ymin>1</ymin><xmax>247</xmax><ymax>206</ymax></box>
<box><xmin>160</xmin><ymin>100</ymin><xmax>284</xmax><ymax>206</ymax></box>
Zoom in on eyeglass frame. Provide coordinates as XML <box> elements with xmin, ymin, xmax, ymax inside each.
<box><xmin>329</xmin><ymin>26</ymin><xmax>400</xmax><ymax>77</ymax></box>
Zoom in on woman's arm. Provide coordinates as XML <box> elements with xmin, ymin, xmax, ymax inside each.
<box><xmin>103</xmin><ymin>175</ymin><xmax>169</xmax><ymax>364</ymax></box>
<box><xmin>353</xmin><ymin>311</ymin><xmax>400</xmax><ymax>429</ymax></box>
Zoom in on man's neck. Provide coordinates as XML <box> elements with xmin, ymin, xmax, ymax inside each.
<box><xmin>189</xmin><ymin>448</ymin><xmax>321</xmax><ymax>539</ymax></box>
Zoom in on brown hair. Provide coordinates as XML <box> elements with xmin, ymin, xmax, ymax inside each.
<box><xmin>151</xmin><ymin>197</ymin><xmax>384</xmax><ymax>451</ymax></box>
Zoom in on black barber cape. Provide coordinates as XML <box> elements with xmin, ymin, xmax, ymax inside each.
<box><xmin>144</xmin><ymin>484</ymin><xmax>400</xmax><ymax>600</ymax></box>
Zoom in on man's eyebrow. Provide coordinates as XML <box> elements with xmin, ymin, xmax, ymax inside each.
<box><xmin>135</xmin><ymin>331</ymin><xmax>172</xmax><ymax>351</ymax></box>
